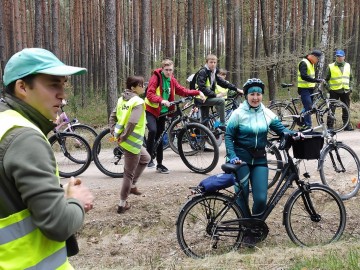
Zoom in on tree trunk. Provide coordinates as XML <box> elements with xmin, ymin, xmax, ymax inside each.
<box><xmin>34</xmin><ymin>0</ymin><xmax>42</xmax><ymax>47</ymax></box>
<box><xmin>139</xmin><ymin>0</ymin><xmax>151</xmax><ymax>79</ymax></box>
<box><xmin>105</xmin><ymin>0</ymin><xmax>118</xmax><ymax>117</ymax></box>
<box><xmin>51</xmin><ymin>0</ymin><xmax>59</xmax><ymax>57</ymax></box>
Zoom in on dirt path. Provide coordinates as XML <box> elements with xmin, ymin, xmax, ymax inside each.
<box><xmin>63</xmin><ymin>129</ymin><xmax>360</xmax><ymax>269</ymax></box>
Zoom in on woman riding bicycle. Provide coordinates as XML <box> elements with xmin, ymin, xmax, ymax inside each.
<box><xmin>225</xmin><ymin>78</ymin><xmax>293</xmax><ymax>228</ymax></box>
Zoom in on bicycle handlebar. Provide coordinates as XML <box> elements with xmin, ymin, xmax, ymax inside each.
<box><xmin>168</xmin><ymin>96</ymin><xmax>193</xmax><ymax>106</ymax></box>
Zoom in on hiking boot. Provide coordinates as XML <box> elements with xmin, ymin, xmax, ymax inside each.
<box><xmin>344</xmin><ymin>125</ymin><xmax>354</xmax><ymax>131</ymax></box>
<box><xmin>130</xmin><ymin>187</ymin><xmax>142</xmax><ymax>196</ymax></box>
<box><xmin>117</xmin><ymin>202</ymin><xmax>131</xmax><ymax>214</ymax></box>
<box><xmin>156</xmin><ymin>164</ymin><xmax>169</xmax><ymax>174</ymax></box>
<box><xmin>147</xmin><ymin>160</ymin><xmax>155</xmax><ymax>168</ymax></box>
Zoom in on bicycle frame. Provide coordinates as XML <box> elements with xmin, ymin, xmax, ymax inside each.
<box><xmin>151</xmin><ymin>97</ymin><xmax>193</xmax><ymax>155</ymax></box>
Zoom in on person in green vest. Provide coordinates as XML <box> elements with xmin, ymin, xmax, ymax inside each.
<box><xmin>109</xmin><ymin>76</ymin><xmax>151</xmax><ymax>214</ymax></box>
<box><xmin>0</xmin><ymin>48</ymin><xmax>94</xmax><ymax>269</ymax></box>
<box><xmin>324</xmin><ymin>49</ymin><xmax>354</xmax><ymax>131</ymax></box>
<box><xmin>297</xmin><ymin>49</ymin><xmax>325</xmax><ymax>130</ymax></box>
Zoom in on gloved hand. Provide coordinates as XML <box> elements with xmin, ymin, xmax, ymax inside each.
<box><xmin>292</xmin><ymin>131</ymin><xmax>305</xmax><ymax>141</ymax></box>
<box><xmin>317</xmin><ymin>78</ymin><xmax>326</xmax><ymax>84</ymax></box>
<box><xmin>230</xmin><ymin>157</ymin><xmax>241</xmax><ymax>164</ymax></box>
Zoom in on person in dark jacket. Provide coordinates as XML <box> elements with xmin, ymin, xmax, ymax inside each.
<box><xmin>196</xmin><ymin>54</ymin><xmax>243</xmax><ymax>130</ymax></box>
<box><xmin>145</xmin><ymin>59</ymin><xmax>205</xmax><ymax>173</ymax></box>
<box><xmin>297</xmin><ymin>49</ymin><xmax>325</xmax><ymax>129</ymax></box>
<box><xmin>0</xmin><ymin>48</ymin><xmax>94</xmax><ymax>268</ymax></box>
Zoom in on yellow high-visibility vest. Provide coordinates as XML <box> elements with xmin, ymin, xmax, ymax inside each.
<box><xmin>0</xmin><ymin>109</ymin><xmax>72</xmax><ymax>270</ymax></box>
<box><xmin>115</xmin><ymin>96</ymin><xmax>146</xmax><ymax>154</ymax></box>
<box><xmin>297</xmin><ymin>58</ymin><xmax>316</xmax><ymax>88</ymax></box>
<box><xmin>145</xmin><ymin>86</ymin><xmax>161</xmax><ymax>108</ymax></box>
<box><xmin>328</xmin><ymin>62</ymin><xmax>350</xmax><ymax>90</ymax></box>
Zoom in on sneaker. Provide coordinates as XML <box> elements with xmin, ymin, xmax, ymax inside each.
<box><xmin>299</xmin><ymin>125</ymin><xmax>311</xmax><ymax>131</ymax></box>
<box><xmin>130</xmin><ymin>187</ymin><xmax>142</xmax><ymax>196</ymax></box>
<box><xmin>117</xmin><ymin>202</ymin><xmax>131</xmax><ymax>214</ymax></box>
<box><xmin>156</xmin><ymin>164</ymin><xmax>169</xmax><ymax>174</ymax></box>
<box><xmin>147</xmin><ymin>160</ymin><xmax>155</xmax><ymax>168</ymax></box>
<box><xmin>344</xmin><ymin>125</ymin><xmax>354</xmax><ymax>131</ymax></box>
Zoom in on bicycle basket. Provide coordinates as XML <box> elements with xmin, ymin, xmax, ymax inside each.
<box><xmin>291</xmin><ymin>132</ymin><xmax>324</xmax><ymax>160</ymax></box>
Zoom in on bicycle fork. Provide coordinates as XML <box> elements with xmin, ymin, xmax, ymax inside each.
<box><xmin>299</xmin><ymin>183</ymin><xmax>321</xmax><ymax>222</ymax></box>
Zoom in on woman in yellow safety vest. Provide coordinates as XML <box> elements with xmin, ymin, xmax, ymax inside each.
<box><xmin>110</xmin><ymin>76</ymin><xmax>151</xmax><ymax>214</ymax></box>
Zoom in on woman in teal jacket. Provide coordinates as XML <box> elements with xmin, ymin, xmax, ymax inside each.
<box><xmin>225</xmin><ymin>78</ymin><xmax>292</xmax><ymax>220</ymax></box>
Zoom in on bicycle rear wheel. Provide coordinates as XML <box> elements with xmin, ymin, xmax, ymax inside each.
<box><xmin>176</xmin><ymin>193</ymin><xmax>243</xmax><ymax>258</ymax></box>
<box><xmin>177</xmin><ymin>123</ymin><xmax>219</xmax><ymax>174</ymax></box>
<box><xmin>49</xmin><ymin>133</ymin><xmax>92</xmax><ymax>178</ymax></box>
<box><xmin>319</xmin><ymin>142</ymin><xmax>360</xmax><ymax>200</ymax></box>
<box><xmin>266</xmin><ymin>141</ymin><xmax>283</xmax><ymax>188</ymax></box>
<box><xmin>268</xmin><ymin>102</ymin><xmax>296</xmax><ymax>136</ymax></box>
<box><xmin>92</xmin><ymin>128</ymin><xmax>124</xmax><ymax>178</ymax></box>
<box><xmin>64</xmin><ymin>124</ymin><xmax>98</xmax><ymax>149</ymax></box>
<box><xmin>284</xmin><ymin>183</ymin><xmax>346</xmax><ymax>246</ymax></box>
<box><xmin>317</xmin><ymin>99</ymin><xmax>350</xmax><ymax>132</ymax></box>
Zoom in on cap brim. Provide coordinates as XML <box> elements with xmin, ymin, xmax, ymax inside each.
<box><xmin>36</xmin><ymin>65</ymin><xmax>87</xmax><ymax>76</ymax></box>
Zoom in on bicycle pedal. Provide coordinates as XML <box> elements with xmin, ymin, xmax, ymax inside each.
<box><xmin>303</xmin><ymin>172</ymin><xmax>310</xmax><ymax>178</ymax></box>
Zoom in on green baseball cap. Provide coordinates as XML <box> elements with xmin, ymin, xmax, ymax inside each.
<box><xmin>3</xmin><ymin>48</ymin><xmax>87</xmax><ymax>86</ymax></box>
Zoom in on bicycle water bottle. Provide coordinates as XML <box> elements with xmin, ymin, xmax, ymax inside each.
<box><xmin>214</xmin><ymin>120</ymin><xmax>220</xmax><ymax>129</ymax></box>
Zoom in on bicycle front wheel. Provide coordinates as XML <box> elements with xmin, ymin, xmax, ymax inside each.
<box><xmin>317</xmin><ymin>99</ymin><xmax>350</xmax><ymax>132</ymax></box>
<box><xmin>177</xmin><ymin>123</ymin><xmax>219</xmax><ymax>174</ymax></box>
<box><xmin>92</xmin><ymin>128</ymin><xmax>124</xmax><ymax>178</ymax></box>
<box><xmin>284</xmin><ymin>183</ymin><xmax>346</xmax><ymax>246</ymax></box>
<box><xmin>319</xmin><ymin>142</ymin><xmax>360</xmax><ymax>200</ymax></box>
<box><xmin>49</xmin><ymin>133</ymin><xmax>92</xmax><ymax>178</ymax></box>
<box><xmin>268</xmin><ymin>102</ymin><xmax>296</xmax><ymax>136</ymax></box>
<box><xmin>176</xmin><ymin>193</ymin><xmax>243</xmax><ymax>259</ymax></box>
<box><xmin>64</xmin><ymin>124</ymin><xmax>98</xmax><ymax>149</ymax></box>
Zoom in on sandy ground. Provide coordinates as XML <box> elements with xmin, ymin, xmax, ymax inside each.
<box><xmin>62</xmin><ymin>129</ymin><xmax>360</xmax><ymax>269</ymax></box>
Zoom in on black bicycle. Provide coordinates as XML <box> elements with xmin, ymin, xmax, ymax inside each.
<box><xmin>49</xmin><ymin>131</ymin><xmax>92</xmax><ymax>178</ymax></box>
<box><xmin>268</xmin><ymin>83</ymin><xmax>350</xmax><ymax>134</ymax></box>
<box><xmin>92</xmin><ymin>97</ymin><xmax>219</xmax><ymax>177</ymax></box>
<box><xmin>176</xmin><ymin>133</ymin><xmax>346</xmax><ymax>258</ymax></box>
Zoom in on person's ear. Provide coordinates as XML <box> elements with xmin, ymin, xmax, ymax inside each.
<box><xmin>14</xmin><ymin>80</ymin><xmax>28</xmax><ymax>99</ymax></box>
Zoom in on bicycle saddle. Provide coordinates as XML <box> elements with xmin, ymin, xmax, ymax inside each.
<box><xmin>221</xmin><ymin>163</ymin><xmax>246</xmax><ymax>174</ymax></box>
<box><xmin>281</xmin><ymin>83</ymin><xmax>293</xmax><ymax>88</ymax></box>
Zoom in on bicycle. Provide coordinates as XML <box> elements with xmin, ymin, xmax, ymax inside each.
<box><xmin>168</xmin><ymin>92</ymin><xmax>243</xmax><ymax>154</ymax></box>
<box><xmin>55</xmin><ymin>101</ymin><xmax>98</xmax><ymax>148</ymax></box>
<box><xmin>268</xmin><ymin>83</ymin><xmax>350</xmax><ymax>134</ymax></box>
<box><xmin>266</xmin><ymin>123</ymin><xmax>360</xmax><ymax>200</ymax></box>
<box><xmin>92</xmin><ymin>96</ymin><xmax>220</xmax><ymax>177</ymax></box>
<box><xmin>48</xmin><ymin>130</ymin><xmax>92</xmax><ymax>178</ymax></box>
<box><xmin>176</xmin><ymin>132</ymin><xmax>346</xmax><ymax>258</ymax></box>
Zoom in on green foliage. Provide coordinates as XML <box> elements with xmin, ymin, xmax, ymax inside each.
<box><xmin>290</xmin><ymin>249</ymin><xmax>360</xmax><ymax>270</ymax></box>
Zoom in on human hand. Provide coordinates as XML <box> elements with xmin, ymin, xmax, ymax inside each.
<box><xmin>64</xmin><ymin>177</ymin><xmax>94</xmax><ymax>213</ymax></box>
<box><xmin>161</xmin><ymin>100</ymin><xmax>171</xmax><ymax>107</ymax></box>
<box><xmin>216</xmin><ymin>92</ymin><xmax>226</xmax><ymax>98</ymax></box>
<box><xmin>198</xmin><ymin>92</ymin><xmax>206</xmax><ymax>102</ymax></box>
<box><xmin>230</xmin><ymin>157</ymin><xmax>242</xmax><ymax>164</ymax></box>
<box><xmin>292</xmin><ymin>131</ymin><xmax>305</xmax><ymax>141</ymax></box>
<box><xmin>317</xmin><ymin>78</ymin><xmax>326</xmax><ymax>84</ymax></box>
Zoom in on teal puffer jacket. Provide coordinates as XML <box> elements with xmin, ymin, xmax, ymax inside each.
<box><xmin>225</xmin><ymin>101</ymin><xmax>290</xmax><ymax>165</ymax></box>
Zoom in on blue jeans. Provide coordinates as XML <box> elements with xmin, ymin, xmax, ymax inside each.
<box><xmin>298</xmin><ymin>88</ymin><xmax>314</xmax><ymax>127</ymax></box>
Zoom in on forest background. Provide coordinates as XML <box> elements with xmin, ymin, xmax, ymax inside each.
<box><xmin>0</xmin><ymin>0</ymin><xmax>359</xmax><ymax>119</ymax></box>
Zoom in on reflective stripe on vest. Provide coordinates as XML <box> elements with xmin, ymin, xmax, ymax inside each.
<box><xmin>145</xmin><ymin>86</ymin><xmax>161</xmax><ymax>108</ymax></box>
<box><xmin>297</xmin><ymin>58</ymin><xmax>316</xmax><ymax>88</ymax></box>
<box><xmin>328</xmin><ymin>62</ymin><xmax>350</xmax><ymax>90</ymax></box>
<box><xmin>0</xmin><ymin>109</ymin><xmax>72</xmax><ymax>270</ymax></box>
<box><xmin>115</xmin><ymin>96</ymin><xmax>146</xmax><ymax>154</ymax></box>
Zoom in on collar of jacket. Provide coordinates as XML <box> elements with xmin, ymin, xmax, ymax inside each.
<box><xmin>2</xmin><ymin>94</ymin><xmax>56</xmax><ymax>135</ymax></box>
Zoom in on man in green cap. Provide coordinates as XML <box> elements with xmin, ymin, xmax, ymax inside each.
<box><xmin>0</xmin><ymin>48</ymin><xmax>94</xmax><ymax>269</ymax></box>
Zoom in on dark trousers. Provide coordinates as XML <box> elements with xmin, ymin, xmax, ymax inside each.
<box><xmin>146</xmin><ymin>111</ymin><xmax>166</xmax><ymax>164</ymax></box>
<box><xmin>329</xmin><ymin>90</ymin><xmax>351</xmax><ymax>124</ymax></box>
<box><xmin>298</xmin><ymin>88</ymin><xmax>315</xmax><ymax>127</ymax></box>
